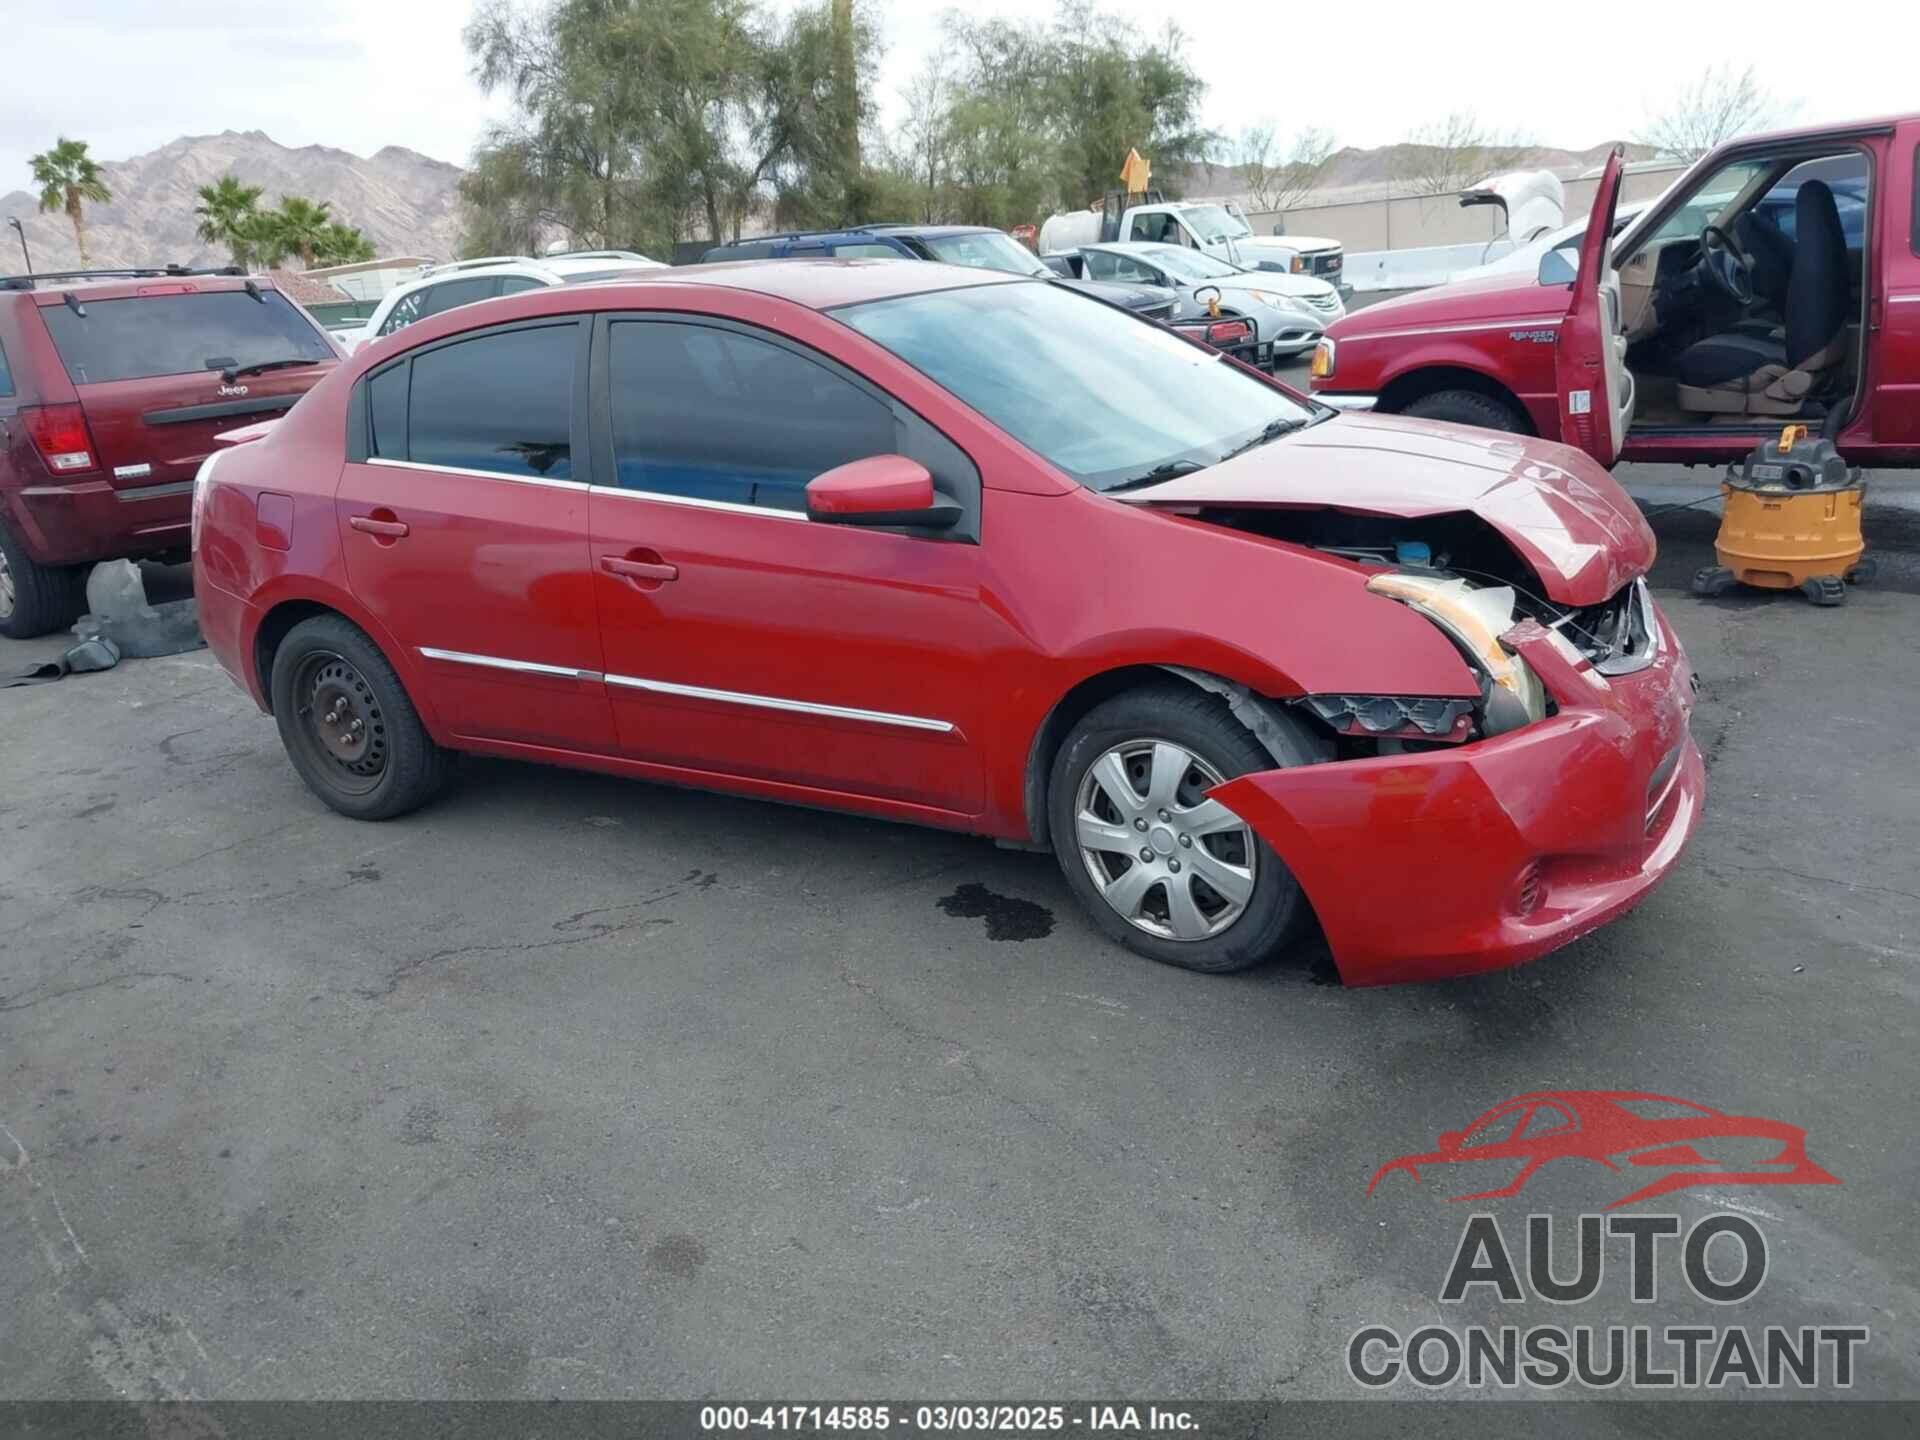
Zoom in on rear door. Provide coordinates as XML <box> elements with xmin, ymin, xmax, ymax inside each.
<box><xmin>34</xmin><ymin>284</ymin><xmax>335</xmax><ymax>520</ymax></box>
<box><xmin>1554</xmin><ymin>148</ymin><xmax>1634</xmax><ymax>466</ymax></box>
<box><xmin>337</xmin><ymin>316</ymin><xmax>612</xmax><ymax>752</ymax></box>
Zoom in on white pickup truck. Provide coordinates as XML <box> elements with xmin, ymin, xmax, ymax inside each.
<box><xmin>1039</xmin><ymin>190</ymin><xmax>1347</xmax><ymax>290</ymax></box>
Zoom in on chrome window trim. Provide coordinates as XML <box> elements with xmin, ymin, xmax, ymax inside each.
<box><xmin>589</xmin><ymin>485</ymin><xmax>810</xmax><ymax>521</ymax></box>
<box><xmin>603</xmin><ymin>672</ymin><xmax>953</xmax><ymax>732</ymax></box>
<box><xmin>419</xmin><ymin>647</ymin><xmax>598</xmax><ymax>682</ymax></box>
<box><xmin>368</xmin><ymin>457</ymin><xmax>589</xmax><ymax>491</ymax></box>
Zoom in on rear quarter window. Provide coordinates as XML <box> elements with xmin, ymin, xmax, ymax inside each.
<box><xmin>38</xmin><ymin>290</ymin><xmax>332</xmax><ymax>384</ymax></box>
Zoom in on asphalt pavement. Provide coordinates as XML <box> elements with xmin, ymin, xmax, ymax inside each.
<box><xmin>2</xmin><ymin>447</ymin><xmax>1917</xmax><ymax>1416</ymax></box>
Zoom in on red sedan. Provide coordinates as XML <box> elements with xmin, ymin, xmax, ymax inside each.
<box><xmin>194</xmin><ymin>260</ymin><xmax>1703</xmax><ymax>984</ymax></box>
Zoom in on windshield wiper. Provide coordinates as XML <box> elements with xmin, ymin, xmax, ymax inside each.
<box><xmin>1103</xmin><ymin>459</ymin><xmax>1207</xmax><ymax>493</ymax></box>
<box><xmin>1218</xmin><ymin>417</ymin><xmax>1306</xmax><ymax>462</ymax></box>
<box><xmin>219</xmin><ymin>357</ymin><xmax>321</xmax><ymax>382</ymax></box>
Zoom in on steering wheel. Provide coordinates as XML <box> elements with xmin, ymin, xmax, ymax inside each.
<box><xmin>1699</xmin><ymin>223</ymin><xmax>1755</xmax><ymax>306</ymax></box>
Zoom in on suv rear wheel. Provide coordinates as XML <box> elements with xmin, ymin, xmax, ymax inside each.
<box><xmin>1047</xmin><ymin>684</ymin><xmax>1321</xmax><ymax>973</ymax></box>
<box><xmin>0</xmin><ymin>520</ymin><xmax>88</xmax><ymax>640</ymax></box>
<box><xmin>270</xmin><ymin>614</ymin><xmax>449</xmax><ymax>820</ymax></box>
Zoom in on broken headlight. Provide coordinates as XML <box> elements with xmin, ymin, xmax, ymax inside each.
<box><xmin>1363</xmin><ymin>572</ymin><xmax>1549</xmax><ymax>736</ymax></box>
<box><xmin>1300</xmin><ymin>694</ymin><xmax>1477</xmax><ymax>742</ymax></box>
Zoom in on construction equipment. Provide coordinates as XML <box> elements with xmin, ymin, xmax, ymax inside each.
<box><xmin>1692</xmin><ymin>425</ymin><xmax>1873</xmax><ymax>606</ymax></box>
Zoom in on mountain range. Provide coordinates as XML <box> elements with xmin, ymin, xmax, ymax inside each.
<box><xmin>0</xmin><ymin>130</ymin><xmax>465</xmax><ymax>274</ymax></box>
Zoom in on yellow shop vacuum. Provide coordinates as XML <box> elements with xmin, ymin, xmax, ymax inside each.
<box><xmin>1691</xmin><ymin>425</ymin><xmax>1875</xmax><ymax>607</ymax></box>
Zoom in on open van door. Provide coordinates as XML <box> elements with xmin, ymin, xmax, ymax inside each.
<box><xmin>1554</xmin><ymin>148</ymin><xmax>1634</xmax><ymax>467</ymax></box>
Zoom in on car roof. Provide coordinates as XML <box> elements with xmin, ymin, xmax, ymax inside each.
<box><xmin>6</xmin><ymin>270</ymin><xmax>277</xmax><ymax>305</ymax></box>
<box><xmin>713</xmin><ymin>225</ymin><xmax>997</xmax><ymax>248</ymax></box>
<box><xmin>585</xmin><ymin>258</ymin><xmax>1030</xmax><ymax>310</ymax></box>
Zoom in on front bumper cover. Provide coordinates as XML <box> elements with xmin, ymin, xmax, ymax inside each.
<box><xmin>1211</xmin><ymin>609</ymin><xmax>1702</xmax><ymax>986</ymax></box>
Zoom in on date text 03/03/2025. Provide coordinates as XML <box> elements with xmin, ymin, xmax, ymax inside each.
<box><xmin>699</xmin><ymin>1405</ymin><xmax>1199</xmax><ymax>1432</ymax></box>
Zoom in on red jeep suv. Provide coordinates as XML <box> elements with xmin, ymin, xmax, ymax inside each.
<box><xmin>0</xmin><ymin>266</ymin><xmax>339</xmax><ymax>637</ymax></box>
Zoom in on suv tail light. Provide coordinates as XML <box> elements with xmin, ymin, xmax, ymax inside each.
<box><xmin>20</xmin><ymin>403</ymin><xmax>100</xmax><ymax>475</ymax></box>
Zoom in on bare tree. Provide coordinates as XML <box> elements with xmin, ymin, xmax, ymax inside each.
<box><xmin>1636</xmin><ymin>64</ymin><xmax>1781</xmax><ymax>161</ymax></box>
<box><xmin>1234</xmin><ymin>123</ymin><xmax>1336</xmax><ymax>213</ymax></box>
<box><xmin>1396</xmin><ymin>110</ymin><xmax>1500</xmax><ymax>197</ymax></box>
<box><xmin>895</xmin><ymin>50</ymin><xmax>953</xmax><ymax>223</ymax></box>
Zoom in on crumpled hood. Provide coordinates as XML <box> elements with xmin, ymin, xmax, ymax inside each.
<box><xmin>1117</xmin><ymin>412</ymin><xmax>1655</xmax><ymax>605</ymax></box>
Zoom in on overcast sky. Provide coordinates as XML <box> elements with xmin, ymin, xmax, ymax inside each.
<box><xmin>2</xmin><ymin>0</ymin><xmax>1905</xmax><ymax>200</ymax></box>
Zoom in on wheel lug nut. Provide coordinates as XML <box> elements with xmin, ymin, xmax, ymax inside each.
<box><xmin>1178</xmin><ymin>833</ymin><xmax>1192</xmax><ymax>848</ymax></box>
<box><xmin>1168</xmin><ymin>859</ymin><xmax>1182</xmax><ymax>873</ymax></box>
<box><xmin>1139</xmin><ymin>848</ymin><xmax>1154</xmax><ymax>863</ymax></box>
<box><xmin>1158</xmin><ymin>809</ymin><xmax>1170</xmax><ymax>821</ymax></box>
<box><xmin>1133</xmin><ymin>818</ymin><xmax>1147</xmax><ymax>831</ymax></box>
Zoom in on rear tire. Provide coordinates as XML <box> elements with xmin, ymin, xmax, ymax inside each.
<box><xmin>1402</xmin><ymin>388</ymin><xmax>1526</xmax><ymax>434</ymax></box>
<box><xmin>0</xmin><ymin>520</ymin><xmax>87</xmax><ymax>640</ymax></box>
<box><xmin>269</xmin><ymin>614</ymin><xmax>449</xmax><ymax>820</ymax></box>
<box><xmin>1048</xmin><ymin>683</ymin><xmax>1322</xmax><ymax>974</ymax></box>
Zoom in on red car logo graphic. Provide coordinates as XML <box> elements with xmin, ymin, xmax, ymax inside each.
<box><xmin>1367</xmin><ymin>1091</ymin><xmax>1839</xmax><ymax>1210</ymax></box>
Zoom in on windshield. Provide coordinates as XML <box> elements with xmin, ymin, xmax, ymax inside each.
<box><xmin>919</xmin><ymin>231</ymin><xmax>1050</xmax><ymax>278</ymax></box>
<box><xmin>39</xmin><ymin>290</ymin><xmax>333</xmax><ymax>384</ymax></box>
<box><xmin>840</xmin><ymin>280</ymin><xmax>1311</xmax><ymax>491</ymax></box>
<box><xmin>1154</xmin><ymin>249</ymin><xmax>1243</xmax><ymax>282</ymax></box>
<box><xmin>1184</xmin><ymin>205</ymin><xmax>1252</xmax><ymax>242</ymax></box>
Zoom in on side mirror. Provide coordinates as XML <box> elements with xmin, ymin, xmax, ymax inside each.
<box><xmin>806</xmin><ymin>455</ymin><xmax>960</xmax><ymax>530</ymax></box>
<box><xmin>1538</xmin><ymin>248</ymin><xmax>1577</xmax><ymax>287</ymax></box>
<box><xmin>1439</xmin><ymin>1130</ymin><xmax>1464</xmax><ymax>1150</ymax></box>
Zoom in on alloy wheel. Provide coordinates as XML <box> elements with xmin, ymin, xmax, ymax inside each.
<box><xmin>1074</xmin><ymin>738</ymin><xmax>1256</xmax><ymax>941</ymax></box>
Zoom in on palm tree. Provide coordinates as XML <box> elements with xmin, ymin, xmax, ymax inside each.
<box><xmin>270</xmin><ymin>196</ymin><xmax>333</xmax><ymax>270</ymax></box>
<box><xmin>194</xmin><ymin>174</ymin><xmax>265</xmax><ymax>268</ymax></box>
<box><xmin>29</xmin><ymin>137</ymin><xmax>112</xmax><ymax>266</ymax></box>
<box><xmin>314</xmin><ymin>222</ymin><xmax>376</xmax><ymax>267</ymax></box>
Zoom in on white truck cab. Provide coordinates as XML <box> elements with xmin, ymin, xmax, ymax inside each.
<box><xmin>1040</xmin><ymin>190</ymin><xmax>1346</xmax><ymax>289</ymax></box>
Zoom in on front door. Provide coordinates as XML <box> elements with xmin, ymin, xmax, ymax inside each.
<box><xmin>337</xmin><ymin>317</ymin><xmax>613</xmax><ymax>752</ymax></box>
<box><xmin>585</xmin><ymin>315</ymin><xmax>988</xmax><ymax>817</ymax></box>
<box><xmin>1555</xmin><ymin>148</ymin><xmax>1634</xmax><ymax>466</ymax></box>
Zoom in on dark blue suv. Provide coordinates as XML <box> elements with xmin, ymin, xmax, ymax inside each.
<box><xmin>701</xmin><ymin>224</ymin><xmax>1179</xmax><ymax>323</ymax></box>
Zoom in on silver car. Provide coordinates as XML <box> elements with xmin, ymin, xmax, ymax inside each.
<box><xmin>1077</xmin><ymin>242</ymin><xmax>1345</xmax><ymax>364</ymax></box>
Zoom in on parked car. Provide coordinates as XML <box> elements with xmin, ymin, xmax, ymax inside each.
<box><xmin>1039</xmin><ymin>189</ymin><xmax>1347</xmax><ymax>289</ymax></box>
<box><xmin>1310</xmin><ymin>114</ymin><xmax>1920</xmax><ymax>470</ymax></box>
<box><xmin>701</xmin><ymin>224</ymin><xmax>1181</xmax><ymax>324</ymax></box>
<box><xmin>351</xmin><ymin>250</ymin><xmax>665</xmax><ymax>353</ymax></box>
<box><xmin>0</xmin><ymin>265</ymin><xmax>340</xmax><ymax>637</ymax></box>
<box><xmin>1067</xmin><ymin>241</ymin><xmax>1344</xmax><ymax>364</ymax></box>
<box><xmin>195</xmin><ymin>261</ymin><xmax>1701</xmax><ymax>985</ymax></box>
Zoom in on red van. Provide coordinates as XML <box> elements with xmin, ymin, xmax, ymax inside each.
<box><xmin>0</xmin><ymin>267</ymin><xmax>338</xmax><ymax>636</ymax></box>
<box><xmin>1309</xmin><ymin>115</ymin><xmax>1920</xmax><ymax>471</ymax></box>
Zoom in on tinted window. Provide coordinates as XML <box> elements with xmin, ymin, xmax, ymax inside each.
<box><xmin>831</xmin><ymin>243</ymin><xmax>903</xmax><ymax>259</ymax></box>
<box><xmin>368</xmin><ymin>362</ymin><xmax>409</xmax><ymax>459</ymax></box>
<box><xmin>0</xmin><ymin>338</ymin><xmax>12</xmax><ymax>396</ymax></box>
<box><xmin>408</xmin><ymin>324</ymin><xmax>576</xmax><ymax>479</ymax></box>
<box><xmin>608</xmin><ymin>321</ymin><xmax>895</xmax><ymax>510</ymax></box>
<box><xmin>39</xmin><ymin>290</ymin><xmax>331</xmax><ymax>384</ymax></box>
<box><xmin>378</xmin><ymin>276</ymin><xmax>503</xmax><ymax>337</ymax></box>
<box><xmin>842</xmin><ymin>281</ymin><xmax>1309</xmax><ymax>492</ymax></box>
<box><xmin>498</xmin><ymin>276</ymin><xmax>545</xmax><ymax>295</ymax></box>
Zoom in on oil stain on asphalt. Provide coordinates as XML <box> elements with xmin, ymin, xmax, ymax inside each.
<box><xmin>937</xmin><ymin>884</ymin><xmax>1055</xmax><ymax>942</ymax></box>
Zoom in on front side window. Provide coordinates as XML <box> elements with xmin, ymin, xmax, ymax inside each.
<box><xmin>39</xmin><ymin>290</ymin><xmax>332</xmax><ymax>384</ymax></box>
<box><xmin>1644</xmin><ymin>159</ymin><xmax>1771</xmax><ymax>247</ymax></box>
<box><xmin>406</xmin><ymin>323</ymin><xmax>576</xmax><ymax>479</ymax></box>
<box><xmin>607</xmin><ymin>321</ymin><xmax>895</xmax><ymax>511</ymax></box>
<box><xmin>1128</xmin><ymin>211</ymin><xmax>1176</xmax><ymax>244</ymax></box>
<box><xmin>831</xmin><ymin>243</ymin><xmax>904</xmax><ymax>259</ymax></box>
<box><xmin>841</xmin><ymin>280</ymin><xmax>1310</xmax><ymax>492</ymax></box>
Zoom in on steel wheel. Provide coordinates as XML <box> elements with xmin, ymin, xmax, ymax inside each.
<box><xmin>0</xmin><ymin>546</ymin><xmax>14</xmax><ymax>621</ymax></box>
<box><xmin>289</xmin><ymin>650</ymin><xmax>389</xmax><ymax>797</ymax></box>
<box><xmin>1074</xmin><ymin>738</ymin><xmax>1257</xmax><ymax>941</ymax></box>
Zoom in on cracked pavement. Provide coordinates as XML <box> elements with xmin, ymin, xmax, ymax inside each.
<box><xmin>1</xmin><ymin>465</ymin><xmax>1916</xmax><ymax>1415</ymax></box>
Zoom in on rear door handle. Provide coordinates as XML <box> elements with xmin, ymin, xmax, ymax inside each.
<box><xmin>349</xmin><ymin>514</ymin><xmax>409</xmax><ymax>538</ymax></box>
<box><xmin>601</xmin><ymin>555</ymin><xmax>678</xmax><ymax>583</ymax></box>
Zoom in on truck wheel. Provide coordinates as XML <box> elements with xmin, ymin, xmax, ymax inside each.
<box><xmin>1048</xmin><ymin>684</ymin><xmax>1318</xmax><ymax>974</ymax></box>
<box><xmin>270</xmin><ymin>614</ymin><xmax>450</xmax><ymax>820</ymax></box>
<box><xmin>1402</xmin><ymin>389</ymin><xmax>1526</xmax><ymax>434</ymax></box>
<box><xmin>0</xmin><ymin>519</ymin><xmax>87</xmax><ymax>640</ymax></box>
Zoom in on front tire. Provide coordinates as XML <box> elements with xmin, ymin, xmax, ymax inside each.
<box><xmin>1048</xmin><ymin>684</ymin><xmax>1321</xmax><ymax>974</ymax></box>
<box><xmin>270</xmin><ymin>614</ymin><xmax>449</xmax><ymax>820</ymax></box>
<box><xmin>0</xmin><ymin>520</ymin><xmax>87</xmax><ymax>640</ymax></box>
<box><xmin>1402</xmin><ymin>388</ymin><xmax>1526</xmax><ymax>434</ymax></box>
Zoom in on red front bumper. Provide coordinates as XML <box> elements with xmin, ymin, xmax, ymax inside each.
<box><xmin>1213</xmin><ymin>607</ymin><xmax>1703</xmax><ymax>986</ymax></box>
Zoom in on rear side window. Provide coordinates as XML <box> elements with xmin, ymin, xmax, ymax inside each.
<box><xmin>38</xmin><ymin>290</ymin><xmax>331</xmax><ymax>384</ymax></box>
<box><xmin>831</xmin><ymin>243</ymin><xmax>902</xmax><ymax>258</ymax></box>
<box><xmin>367</xmin><ymin>363</ymin><xmax>409</xmax><ymax>459</ymax></box>
<box><xmin>406</xmin><ymin>323</ymin><xmax>575</xmax><ymax>479</ymax></box>
<box><xmin>0</xmin><ymin>337</ymin><xmax>12</xmax><ymax>396</ymax></box>
<box><xmin>378</xmin><ymin>276</ymin><xmax>505</xmax><ymax>337</ymax></box>
<box><xmin>607</xmin><ymin>321</ymin><xmax>894</xmax><ymax>510</ymax></box>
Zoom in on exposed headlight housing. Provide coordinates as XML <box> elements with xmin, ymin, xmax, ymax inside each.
<box><xmin>1299</xmin><ymin>693</ymin><xmax>1477</xmax><ymax>742</ymax></box>
<box><xmin>1365</xmin><ymin>573</ymin><xmax>1549</xmax><ymax>735</ymax></box>
<box><xmin>1309</xmin><ymin>338</ymin><xmax>1336</xmax><ymax>379</ymax></box>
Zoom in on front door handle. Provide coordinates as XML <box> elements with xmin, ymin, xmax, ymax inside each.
<box><xmin>601</xmin><ymin>555</ymin><xmax>679</xmax><ymax>584</ymax></box>
<box><xmin>349</xmin><ymin>514</ymin><xmax>409</xmax><ymax>538</ymax></box>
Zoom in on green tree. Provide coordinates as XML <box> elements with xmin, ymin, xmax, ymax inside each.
<box><xmin>29</xmin><ymin>137</ymin><xmax>112</xmax><ymax>266</ymax></box>
<box><xmin>267</xmin><ymin>196</ymin><xmax>333</xmax><ymax>269</ymax></box>
<box><xmin>194</xmin><ymin>174</ymin><xmax>265</xmax><ymax>267</ymax></box>
<box><xmin>314</xmin><ymin>222</ymin><xmax>376</xmax><ymax>266</ymax></box>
